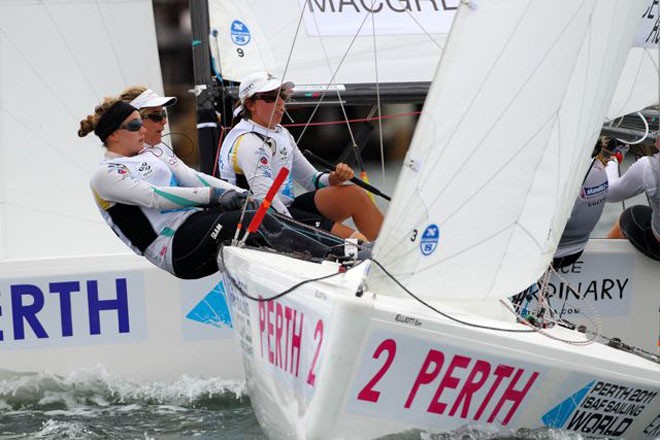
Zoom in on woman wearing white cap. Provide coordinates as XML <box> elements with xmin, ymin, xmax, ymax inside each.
<box><xmin>117</xmin><ymin>86</ymin><xmax>177</xmax><ymax>150</ymax></box>
<box><xmin>220</xmin><ymin>71</ymin><xmax>383</xmax><ymax>241</ymax></box>
<box><xmin>79</xmin><ymin>96</ymin><xmax>352</xmax><ymax>279</ymax></box>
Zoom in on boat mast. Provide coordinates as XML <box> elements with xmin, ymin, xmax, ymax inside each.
<box><xmin>190</xmin><ymin>0</ymin><xmax>220</xmax><ymax>175</ymax></box>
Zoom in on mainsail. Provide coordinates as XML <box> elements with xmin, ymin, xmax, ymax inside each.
<box><xmin>0</xmin><ymin>0</ymin><xmax>166</xmax><ymax>260</ymax></box>
<box><xmin>368</xmin><ymin>0</ymin><xmax>648</xmax><ymax>301</ymax></box>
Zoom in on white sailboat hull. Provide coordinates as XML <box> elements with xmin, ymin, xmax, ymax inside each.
<box><xmin>0</xmin><ymin>254</ymin><xmax>242</xmax><ymax>381</ymax></box>
<box><xmin>222</xmin><ymin>247</ymin><xmax>660</xmax><ymax>439</ymax></box>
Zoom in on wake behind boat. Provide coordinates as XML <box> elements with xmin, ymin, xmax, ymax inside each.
<box><xmin>219</xmin><ymin>0</ymin><xmax>660</xmax><ymax>437</ymax></box>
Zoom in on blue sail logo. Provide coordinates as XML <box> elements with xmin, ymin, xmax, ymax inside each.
<box><xmin>186</xmin><ymin>281</ymin><xmax>232</xmax><ymax>328</ymax></box>
<box><xmin>420</xmin><ymin>224</ymin><xmax>440</xmax><ymax>256</ymax></box>
<box><xmin>542</xmin><ymin>381</ymin><xmax>594</xmax><ymax>428</ymax></box>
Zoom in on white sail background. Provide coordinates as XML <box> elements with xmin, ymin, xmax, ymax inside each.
<box><xmin>0</xmin><ymin>0</ymin><xmax>166</xmax><ymax>260</ymax></box>
<box><xmin>368</xmin><ymin>0</ymin><xmax>648</xmax><ymax>301</ymax></box>
<box><xmin>208</xmin><ymin>0</ymin><xmax>451</xmax><ymax>86</ymax></box>
<box><xmin>608</xmin><ymin>4</ymin><xmax>659</xmax><ymax>120</ymax></box>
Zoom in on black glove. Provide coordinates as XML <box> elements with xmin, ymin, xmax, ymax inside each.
<box><xmin>211</xmin><ymin>188</ymin><xmax>260</xmax><ymax>211</ymax></box>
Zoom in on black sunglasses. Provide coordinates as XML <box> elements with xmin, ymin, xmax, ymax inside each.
<box><xmin>118</xmin><ymin>118</ymin><xmax>143</xmax><ymax>132</ymax></box>
<box><xmin>252</xmin><ymin>90</ymin><xmax>290</xmax><ymax>103</ymax></box>
<box><xmin>141</xmin><ymin>110</ymin><xmax>168</xmax><ymax>122</ymax></box>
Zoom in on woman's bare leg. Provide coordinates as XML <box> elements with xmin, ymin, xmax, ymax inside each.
<box><xmin>314</xmin><ymin>186</ymin><xmax>383</xmax><ymax>241</ymax></box>
<box><xmin>329</xmin><ymin>222</ymin><xmax>367</xmax><ymax>241</ymax></box>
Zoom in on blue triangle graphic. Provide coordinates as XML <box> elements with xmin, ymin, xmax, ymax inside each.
<box><xmin>542</xmin><ymin>380</ymin><xmax>594</xmax><ymax>428</ymax></box>
<box><xmin>186</xmin><ymin>281</ymin><xmax>233</xmax><ymax>328</ymax></box>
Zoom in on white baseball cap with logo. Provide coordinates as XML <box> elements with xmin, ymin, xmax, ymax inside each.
<box><xmin>238</xmin><ymin>71</ymin><xmax>295</xmax><ymax>103</ymax></box>
<box><xmin>130</xmin><ymin>89</ymin><xmax>177</xmax><ymax>109</ymax></box>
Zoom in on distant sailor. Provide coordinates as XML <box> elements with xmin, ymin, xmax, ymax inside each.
<box><xmin>219</xmin><ymin>71</ymin><xmax>383</xmax><ymax>241</ymax></box>
<box><xmin>552</xmin><ymin>137</ymin><xmax>613</xmax><ymax>268</ymax></box>
<box><xmin>606</xmin><ymin>134</ymin><xmax>660</xmax><ymax>261</ymax></box>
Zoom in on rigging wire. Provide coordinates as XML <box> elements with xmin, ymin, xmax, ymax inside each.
<box><xmin>369</xmin><ymin>4</ymin><xmax>387</xmax><ymax>186</ymax></box>
<box><xmin>293</xmin><ymin>4</ymin><xmax>375</xmax><ymax>145</ymax></box>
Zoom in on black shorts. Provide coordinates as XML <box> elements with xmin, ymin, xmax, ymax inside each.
<box><xmin>171</xmin><ymin>207</ymin><xmax>342</xmax><ymax>279</ymax></box>
<box><xmin>289</xmin><ymin>191</ymin><xmax>334</xmax><ymax>232</ymax></box>
<box><xmin>172</xmin><ymin>208</ymin><xmax>263</xmax><ymax>279</ymax></box>
<box><xmin>619</xmin><ymin>205</ymin><xmax>660</xmax><ymax>261</ymax></box>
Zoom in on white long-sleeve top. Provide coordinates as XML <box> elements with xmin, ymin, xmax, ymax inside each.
<box><xmin>219</xmin><ymin>119</ymin><xmax>330</xmax><ymax>215</ymax></box>
<box><xmin>606</xmin><ymin>153</ymin><xmax>660</xmax><ymax>240</ymax></box>
<box><xmin>90</xmin><ymin>144</ymin><xmax>240</xmax><ymax>274</ymax></box>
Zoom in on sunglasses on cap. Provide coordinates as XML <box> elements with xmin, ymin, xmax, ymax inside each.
<box><xmin>141</xmin><ymin>110</ymin><xmax>168</xmax><ymax>122</ymax></box>
<box><xmin>118</xmin><ymin>118</ymin><xmax>143</xmax><ymax>132</ymax></box>
<box><xmin>252</xmin><ymin>90</ymin><xmax>290</xmax><ymax>103</ymax></box>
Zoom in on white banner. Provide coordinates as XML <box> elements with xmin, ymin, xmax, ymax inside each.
<box><xmin>299</xmin><ymin>0</ymin><xmax>458</xmax><ymax>36</ymax></box>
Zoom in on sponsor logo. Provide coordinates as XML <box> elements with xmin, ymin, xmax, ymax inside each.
<box><xmin>582</xmin><ymin>182</ymin><xmax>608</xmax><ymax>198</ymax></box>
<box><xmin>0</xmin><ymin>274</ymin><xmax>146</xmax><ymax>349</ymax></box>
<box><xmin>108</xmin><ymin>163</ymin><xmax>129</xmax><ymax>175</ymax></box>
<box><xmin>186</xmin><ymin>281</ymin><xmax>232</xmax><ymax>328</ymax></box>
<box><xmin>230</xmin><ymin>20</ymin><xmax>251</xmax><ymax>46</ymax></box>
<box><xmin>305</xmin><ymin>0</ymin><xmax>458</xmax><ymax>14</ymax></box>
<box><xmin>420</xmin><ymin>224</ymin><xmax>439</xmax><ymax>256</ymax></box>
<box><xmin>259</xmin><ymin>155</ymin><xmax>269</xmax><ymax>166</ymax></box>
<box><xmin>543</xmin><ymin>380</ymin><xmax>657</xmax><ymax>437</ymax></box>
<box><xmin>544</xmin><ymin>255</ymin><xmax>632</xmax><ymax>318</ymax></box>
<box><xmin>302</xmin><ymin>0</ymin><xmax>457</xmax><ymax>37</ymax></box>
<box><xmin>137</xmin><ymin>161</ymin><xmax>153</xmax><ymax>178</ymax></box>
<box><xmin>210</xmin><ymin>223</ymin><xmax>223</xmax><ymax>240</ymax></box>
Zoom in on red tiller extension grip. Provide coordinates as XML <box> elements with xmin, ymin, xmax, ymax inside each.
<box><xmin>246</xmin><ymin>167</ymin><xmax>290</xmax><ymax>234</ymax></box>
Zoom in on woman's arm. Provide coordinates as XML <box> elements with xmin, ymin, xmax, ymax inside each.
<box><xmin>91</xmin><ymin>163</ymin><xmax>212</xmax><ymax>209</ymax></box>
<box><xmin>605</xmin><ymin>157</ymin><xmax>646</xmax><ymax>202</ymax></box>
<box><xmin>290</xmin><ymin>144</ymin><xmax>329</xmax><ymax>191</ymax></box>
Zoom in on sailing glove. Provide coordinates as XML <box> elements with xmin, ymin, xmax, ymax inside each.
<box><xmin>210</xmin><ymin>188</ymin><xmax>259</xmax><ymax>211</ymax></box>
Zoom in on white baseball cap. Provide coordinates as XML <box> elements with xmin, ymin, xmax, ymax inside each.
<box><xmin>238</xmin><ymin>71</ymin><xmax>294</xmax><ymax>103</ymax></box>
<box><xmin>130</xmin><ymin>89</ymin><xmax>177</xmax><ymax>109</ymax></box>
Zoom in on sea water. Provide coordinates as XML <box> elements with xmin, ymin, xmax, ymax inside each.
<box><xmin>0</xmin><ymin>367</ymin><xmax>592</xmax><ymax>440</ymax></box>
<box><xmin>0</xmin><ymin>368</ymin><xmax>263</xmax><ymax>439</ymax></box>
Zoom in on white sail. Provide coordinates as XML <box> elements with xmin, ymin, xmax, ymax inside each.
<box><xmin>0</xmin><ymin>0</ymin><xmax>166</xmax><ymax>260</ymax></box>
<box><xmin>208</xmin><ymin>0</ymin><xmax>452</xmax><ymax>86</ymax></box>
<box><xmin>607</xmin><ymin>3</ymin><xmax>659</xmax><ymax>120</ymax></box>
<box><xmin>368</xmin><ymin>0</ymin><xmax>648</xmax><ymax>302</ymax></box>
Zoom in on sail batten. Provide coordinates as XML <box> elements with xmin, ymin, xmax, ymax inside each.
<box><xmin>368</xmin><ymin>0</ymin><xmax>649</xmax><ymax>302</ymax></box>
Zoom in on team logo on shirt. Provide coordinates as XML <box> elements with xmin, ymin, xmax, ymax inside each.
<box><xmin>107</xmin><ymin>163</ymin><xmax>129</xmax><ymax>175</ymax></box>
<box><xmin>137</xmin><ymin>161</ymin><xmax>154</xmax><ymax>178</ymax></box>
<box><xmin>580</xmin><ymin>182</ymin><xmax>608</xmax><ymax>199</ymax></box>
<box><xmin>279</xmin><ymin>146</ymin><xmax>288</xmax><ymax>159</ymax></box>
<box><xmin>259</xmin><ymin>155</ymin><xmax>269</xmax><ymax>166</ymax></box>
